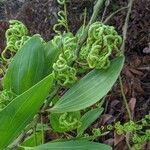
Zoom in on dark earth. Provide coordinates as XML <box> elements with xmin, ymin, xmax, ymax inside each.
<box><xmin>0</xmin><ymin>0</ymin><xmax>150</xmax><ymax>149</ymax></box>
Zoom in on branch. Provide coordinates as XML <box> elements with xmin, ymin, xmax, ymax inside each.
<box><xmin>103</xmin><ymin>6</ymin><xmax>128</xmax><ymax>24</ymax></box>
<box><xmin>121</xmin><ymin>0</ymin><xmax>134</xmax><ymax>52</ymax></box>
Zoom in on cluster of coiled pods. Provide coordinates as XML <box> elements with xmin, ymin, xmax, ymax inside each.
<box><xmin>59</xmin><ymin>112</ymin><xmax>81</xmax><ymax>131</ymax></box>
<box><xmin>52</xmin><ymin>1</ymin><xmax>122</xmax><ymax>87</ymax></box>
<box><xmin>53</xmin><ymin>22</ymin><xmax>122</xmax><ymax>86</ymax></box>
<box><xmin>52</xmin><ymin>32</ymin><xmax>77</xmax><ymax>87</ymax></box>
<box><xmin>1</xmin><ymin>20</ymin><xmax>30</xmax><ymax>61</ymax></box>
<box><xmin>79</xmin><ymin>22</ymin><xmax>122</xmax><ymax>69</ymax></box>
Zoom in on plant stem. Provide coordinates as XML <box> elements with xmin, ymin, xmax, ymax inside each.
<box><xmin>121</xmin><ymin>0</ymin><xmax>134</xmax><ymax>52</ymax></box>
<box><xmin>41</xmin><ymin>115</ymin><xmax>45</xmax><ymax>144</ymax></box>
<box><xmin>103</xmin><ymin>6</ymin><xmax>128</xmax><ymax>24</ymax></box>
<box><xmin>9</xmin><ymin>87</ymin><xmax>58</xmax><ymax>149</ymax></box>
<box><xmin>119</xmin><ymin>76</ymin><xmax>132</xmax><ymax>120</ymax></box>
<box><xmin>125</xmin><ymin>133</ymin><xmax>132</xmax><ymax>150</ymax></box>
<box><xmin>64</xmin><ymin>2</ymin><xmax>69</xmax><ymax>32</ymax></box>
<box><xmin>33</xmin><ymin>125</ymin><xmax>38</xmax><ymax>146</ymax></box>
<box><xmin>101</xmin><ymin>0</ymin><xmax>110</xmax><ymax>22</ymax></box>
<box><xmin>42</xmin><ymin>87</ymin><xmax>59</xmax><ymax>111</ymax></box>
<box><xmin>76</xmin><ymin>0</ymin><xmax>105</xmax><ymax>56</ymax></box>
<box><xmin>8</xmin><ymin>115</ymin><xmax>39</xmax><ymax>149</ymax></box>
<box><xmin>120</xmin><ymin>1</ymin><xmax>134</xmax><ymax>148</ymax></box>
<box><xmin>119</xmin><ymin>0</ymin><xmax>134</xmax><ymax>121</ymax></box>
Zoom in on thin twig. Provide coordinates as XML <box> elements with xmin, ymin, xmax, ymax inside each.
<box><xmin>76</xmin><ymin>0</ymin><xmax>105</xmax><ymax>56</ymax></box>
<box><xmin>103</xmin><ymin>6</ymin><xmax>128</xmax><ymax>24</ymax></box>
<box><xmin>119</xmin><ymin>1</ymin><xmax>134</xmax><ymax>148</ymax></box>
<box><xmin>64</xmin><ymin>2</ymin><xmax>69</xmax><ymax>32</ymax></box>
<box><xmin>119</xmin><ymin>0</ymin><xmax>134</xmax><ymax>120</ymax></box>
<box><xmin>125</xmin><ymin>133</ymin><xmax>132</xmax><ymax>150</ymax></box>
<box><xmin>121</xmin><ymin>0</ymin><xmax>134</xmax><ymax>52</ymax></box>
<box><xmin>42</xmin><ymin>87</ymin><xmax>59</xmax><ymax>111</ymax></box>
<box><xmin>119</xmin><ymin>76</ymin><xmax>132</xmax><ymax>120</ymax></box>
<box><xmin>8</xmin><ymin>115</ymin><xmax>39</xmax><ymax>149</ymax></box>
<box><xmin>101</xmin><ymin>0</ymin><xmax>110</xmax><ymax>22</ymax></box>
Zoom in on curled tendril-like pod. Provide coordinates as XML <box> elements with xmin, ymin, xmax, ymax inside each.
<box><xmin>52</xmin><ymin>32</ymin><xmax>77</xmax><ymax>87</ymax></box>
<box><xmin>145</xmin><ymin>114</ymin><xmax>150</xmax><ymax>120</ymax></box>
<box><xmin>57</xmin><ymin>0</ymin><xmax>65</xmax><ymax>5</ymax></box>
<box><xmin>15</xmin><ymin>36</ymin><xmax>30</xmax><ymax>50</ymax></box>
<box><xmin>92</xmin><ymin>128</ymin><xmax>102</xmax><ymax>137</ymax></box>
<box><xmin>53</xmin><ymin>11</ymin><xmax>67</xmax><ymax>34</ymax></box>
<box><xmin>53</xmin><ymin>0</ymin><xmax>68</xmax><ymax>34</ymax></box>
<box><xmin>107</xmin><ymin>124</ymin><xmax>113</xmax><ymax>131</ymax></box>
<box><xmin>0</xmin><ymin>67</ymin><xmax>4</xmax><ymax>78</ymax></box>
<box><xmin>1</xmin><ymin>20</ymin><xmax>30</xmax><ymax>61</ymax></box>
<box><xmin>79</xmin><ymin>22</ymin><xmax>122</xmax><ymax>70</ymax></box>
<box><xmin>134</xmin><ymin>144</ymin><xmax>141</xmax><ymax>150</ymax></box>
<box><xmin>53</xmin><ymin>66</ymin><xmax>77</xmax><ymax>87</ymax></box>
<box><xmin>59</xmin><ymin>112</ymin><xmax>81</xmax><ymax>130</ymax></box>
<box><xmin>114</xmin><ymin>121</ymin><xmax>124</xmax><ymax>135</ymax></box>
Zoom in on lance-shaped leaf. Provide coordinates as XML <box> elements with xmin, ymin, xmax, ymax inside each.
<box><xmin>4</xmin><ymin>36</ymin><xmax>46</xmax><ymax>95</ymax></box>
<box><xmin>44</xmin><ymin>41</ymin><xmax>61</xmax><ymax>75</ymax></box>
<box><xmin>0</xmin><ymin>74</ymin><xmax>53</xmax><ymax>149</ymax></box>
<box><xmin>24</xmin><ymin>140</ymin><xmax>112</xmax><ymax>150</ymax></box>
<box><xmin>50</xmin><ymin>56</ymin><xmax>124</xmax><ymax>113</ymax></box>
<box><xmin>77</xmin><ymin>108</ymin><xmax>104</xmax><ymax>135</ymax></box>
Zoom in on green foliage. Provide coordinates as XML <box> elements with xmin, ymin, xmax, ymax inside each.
<box><xmin>23</xmin><ymin>140</ymin><xmax>112</xmax><ymax>150</ymax></box>
<box><xmin>77</xmin><ymin>107</ymin><xmax>104</xmax><ymax>136</ymax></box>
<box><xmin>4</xmin><ymin>36</ymin><xmax>46</xmax><ymax>95</ymax></box>
<box><xmin>50</xmin><ymin>56</ymin><xmax>124</xmax><ymax>113</ymax></box>
<box><xmin>0</xmin><ymin>74</ymin><xmax>53</xmax><ymax>149</ymax></box>
<box><xmin>19</xmin><ymin>132</ymin><xmax>43</xmax><ymax>149</ymax></box>
<box><xmin>53</xmin><ymin>21</ymin><xmax>122</xmax><ymax>88</ymax></box>
<box><xmin>0</xmin><ymin>1</ymin><xmax>125</xmax><ymax>149</ymax></box>
<box><xmin>44</xmin><ymin>40</ymin><xmax>61</xmax><ymax>75</ymax></box>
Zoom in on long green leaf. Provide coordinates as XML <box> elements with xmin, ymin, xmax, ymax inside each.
<box><xmin>24</xmin><ymin>140</ymin><xmax>112</xmax><ymax>150</ymax></box>
<box><xmin>50</xmin><ymin>56</ymin><xmax>124</xmax><ymax>113</ymax></box>
<box><xmin>44</xmin><ymin>41</ymin><xmax>61</xmax><ymax>75</ymax></box>
<box><xmin>77</xmin><ymin>108</ymin><xmax>104</xmax><ymax>135</ymax></box>
<box><xmin>4</xmin><ymin>36</ymin><xmax>46</xmax><ymax>95</ymax></box>
<box><xmin>0</xmin><ymin>74</ymin><xmax>53</xmax><ymax>149</ymax></box>
<box><xmin>21</xmin><ymin>132</ymin><xmax>43</xmax><ymax>148</ymax></box>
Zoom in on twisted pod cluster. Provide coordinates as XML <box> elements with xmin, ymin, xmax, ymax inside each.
<box><xmin>79</xmin><ymin>22</ymin><xmax>122</xmax><ymax>69</ymax></box>
<box><xmin>57</xmin><ymin>0</ymin><xmax>65</xmax><ymax>5</ymax></box>
<box><xmin>107</xmin><ymin>114</ymin><xmax>150</xmax><ymax>150</ymax></box>
<box><xmin>52</xmin><ymin>32</ymin><xmax>77</xmax><ymax>87</ymax></box>
<box><xmin>53</xmin><ymin>22</ymin><xmax>122</xmax><ymax>87</ymax></box>
<box><xmin>53</xmin><ymin>0</ymin><xmax>68</xmax><ymax>34</ymax></box>
<box><xmin>114</xmin><ymin>121</ymin><xmax>142</xmax><ymax>135</ymax></box>
<box><xmin>59</xmin><ymin>112</ymin><xmax>81</xmax><ymax>131</ymax></box>
<box><xmin>2</xmin><ymin>20</ymin><xmax>30</xmax><ymax>61</ymax></box>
